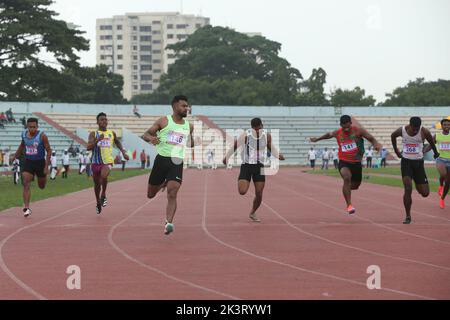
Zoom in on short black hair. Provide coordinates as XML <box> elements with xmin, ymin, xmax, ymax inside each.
<box><xmin>171</xmin><ymin>95</ymin><xmax>188</xmax><ymax>106</ymax></box>
<box><xmin>27</xmin><ymin>117</ymin><xmax>38</xmax><ymax>124</ymax></box>
<box><xmin>96</xmin><ymin>112</ymin><xmax>107</xmax><ymax>121</ymax></box>
<box><xmin>441</xmin><ymin>118</ymin><xmax>450</xmax><ymax>126</ymax></box>
<box><xmin>409</xmin><ymin>116</ymin><xmax>422</xmax><ymax>128</ymax></box>
<box><xmin>340</xmin><ymin>115</ymin><xmax>352</xmax><ymax>125</ymax></box>
<box><xmin>250</xmin><ymin>117</ymin><xmax>262</xmax><ymax>128</ymax></box>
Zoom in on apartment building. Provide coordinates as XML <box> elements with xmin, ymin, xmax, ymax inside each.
<box><xmin>96</xmin><ymin>12</ymin><xmax>210</xmax><ymax>100</ymax></box>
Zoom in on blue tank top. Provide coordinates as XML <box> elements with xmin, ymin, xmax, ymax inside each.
<box><xmin>22</xmin><ymin>130</ymin><xmax>45</xmax><ymax>160</ymax></box>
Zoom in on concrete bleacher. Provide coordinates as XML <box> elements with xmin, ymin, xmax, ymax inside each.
<box><xmin>0</xmin><ymin>113</ymin><xmax>84</xmax><ymax>169</ymax></box>
<box><xmin>355</xmin><ymin>116</ymin><xmax>442</xmax><ymax>160</ymax></box>
<box><xmin>207</xmin><ymin>116</ymin><xmax>341</xmax><ymax>165</ymax></box>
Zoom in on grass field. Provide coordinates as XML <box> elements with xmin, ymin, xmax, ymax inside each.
<box><xmin>0</xmin><ymin>169</ymin><xmax>149</xmax><ymax>211</ymax></box>
<box><xmin>304</xmin><ymin>165</ymin><xmax>441</xmax><ymax>192</ymax></box>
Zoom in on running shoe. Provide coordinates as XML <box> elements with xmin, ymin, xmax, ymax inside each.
<box><xmin>347</xmin><ymin>205</ymin><xmax>356</xmax><ymax>215</ymax></box>
<box><xmin>438</xmin><ymin>186</ymin><xmax>444</xmax><ymax>197</ymax></box>
<box><xmin>101</xmin><ymin>196</ymin><xmax>107</xmax><ymax>207</ymax></box>
<box><xmin>249</xmin><ymin>213</ymin><xmax>261</xmax><ymax>222</ymax></box>
<box><xmin>403</xmin><ymin>216</ymin><xmax>412</xmax><ymax>224</ymax></box>
<box><xmin>439</xmin><ymin>198</ymin><xmax>445</xmax><ymax>209</ymax></box>
<box><xmin>164</xmin><ymin>222</ymin><xmax>174</xmax><ymax>235</ymax></box>
<box><xmin>96</xmin><ymin>202</ymin><xmax>102</xmax><ymax>215</ymax></box>
<box><xmin>23</xmin><ymin>208</ymin><xmax>32</xmax><ymax>217</ymax></box>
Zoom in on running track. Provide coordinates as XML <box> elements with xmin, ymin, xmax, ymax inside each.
<box><xmin>0</xmin><ymin>168</ymin><xmax>449</xmax><ymax>300</ymax></box>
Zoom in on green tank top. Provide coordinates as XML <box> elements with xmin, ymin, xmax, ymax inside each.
<box><xmin>156</xmin><ymin>115</ymin><xmax>190</xmax><ymax>159</ymax></box>
<box><xmin>436</xmin><ymin>132</ymin><xmax>450</xmax><ymax>159</ymax></box>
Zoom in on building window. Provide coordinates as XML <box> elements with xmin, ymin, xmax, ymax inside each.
<box><xmin>117</xmin><ymin>35</ymin><xmax>122</xmax><ymax>40</ymax></box>
<box><xmin>152</xmin><ymin>59</ymin><xmax>161</xmax><ymax>64</ymax></box>
<box><xmin>152</xmin><ymin>40</ymin><xmax>161</xmax><ymax>44</ymax></box>
<box><xmin>140</xmin><ymin>36</ymin><xmax>152</xmax><ymax>42</ymax></box>
<box><xmin>153</xmin><ymin>79</ymin><xmax>160</xmax><ymax>83</ymax></box>
<box><xmin>140</xmin><ymin>55</ymin><xmax>152</xmax><ymax>62</ymax></box>
<box><xmin>100</xmin><ymin>55</ymin><xmax>106</xmax><ymax>60</ymax></box>
<box><xmin>133</xmin><ymin>75</ymin><xmax>138</xmax><ymax>80</ymax></box>
<box><xmin>133</xmin><ymin>55</ymin><xmax>138</xmax><ymax>60</ymax></box>
<box><xmin>176</xmin><ymin>24</ymin><xmax>187</xmax><ymax>29</ymax></box>
<box><xmin>167</xmin><ymin>53</ymin><xmax>176</xmax><ymax>59</ymax></box>
<box><xmin>117</xmin><ymin>25</ymin><xmax>123</xmax><ymax>30</ymax></box>
<box><xmin>153</xmin><ymin>69</ymin><xmax>161</xmax><ymax>73</ymax></box>
<box><xmin>140</xmin><ymin>26</ymin><xmax>152</xmax><ymax>32</ymax></box>
<box><xmin>167</xmin><ymin>34</ymin><xmax>174</xmax><ymax>39</ymax></box>
<box><xmin>141</xmin><ymin>84</ymin><xmax>153</xmax><ymax>90</ymax></box>
<box><xmin>167</xmin><ymin>24</ymin><xmax>174</xmax><ymax>29</ymax></box>
<box><xmin>117</xmin><ymin>45</ymin><xmax>123</xmax><ymax>50</ymax></box>
<box><xmin>100</xmin><ymin>25</ymin><xmax>112</xmax><ymax>30</ymax></box>
<box><xmin>141</xmin><ymin>75</ymin><xmax>152</xmax><ymax>81</ymax></box>
<box><xmin>152</xmin><ymin>50</ymin><xmax>161</xmax><ymax>54</ymax></box>
<box><xmin>132</xmin><ymin>26</ymin><xmax>137</xmax><ymax>31</ymax></box>
<box><xmin>117</xmin><ymin>65</ymin><xmax>123</xmax><ymax>70</ymax></box>
<box><xmin>152</xmin><ymin>30</ymin><xmax>161</xmax><ymax>35</ymax></box>
<box><xmin>132</xmin><ymin>45</ymin><xmax>138</xmax><ymax>51</ymax></box>
<box><xmin>195</xmin><ymin>23</ymin><xmax>202</xmax><ymax>29</ymax></box>
<box><xmin>117</xmin><ymin>54</ymin><xmax>123</xmax><ymax>60</ymax></box>
<box><xmin>152</xmin><ymin>21</ymin><xmax>161</xmax><ymax>25</ymax></box>
<box><xmin>141</xmin><ymin>65</ymin><xmax>152</xmax><ymax>71</ymax></box>
<box><xmin>133</xmin><ymin>85</ymin><xmax>138</xmax><ymax>90</ymax></box>
<box><xmin>177</xmin><ymin>34</ymin><xmax>188</xmax><ymax>40</ymax></box>
<box><xmin>133</xmin><ymin>65</ymin><xmax>138</xmax><ymax>70</ymax></box>
<box><xmin>100</xmin><ymin>35</ymin><xmax>113</xmax><ymax>40</ymax></box>
<box><xmin>140</xmin><ymin>45</ymin><xmax>152</xmax><ymax>51</ymax></box>
<box><xmin>132</xmin><ymin>36</ymin><xmax>137</xmax><ymax>41</ymax></box>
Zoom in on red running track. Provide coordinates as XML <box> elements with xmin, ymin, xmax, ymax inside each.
<box><xmin>0</xmin><ymin>168</ymin><xmax>449</xmax><ymax>300</ymax></box>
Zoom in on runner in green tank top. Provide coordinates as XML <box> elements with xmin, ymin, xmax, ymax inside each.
<box><xmin>425</xmin><ymin>118</ymin><xmax>450</xmax><ymax>209</ymax></box>
<box><xmin>143</xmin><ymin>95</ymin><xmax>195</xmax><ymax>235</ymax></box>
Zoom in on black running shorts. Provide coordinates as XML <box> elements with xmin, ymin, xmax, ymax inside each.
<box><xmin>23</xmin><ymin>159</ymin><xmax>46</xmax><ymax>178</ymax></box>
<box><xmin>401</xmin><ymin>158</ymin><xmax>428</xmax><ymax>184</ymax></box>
<box><xmin>238</xmin><ymin>163</ymin><xmax>266</xmax><ymax>182</ymax></box>
<box><xmin>338</xmin><ymin>160</ymin><xmax>362</xmax><ymax>183</ymax></box>
<box><xmin>149</xmin><ymin>154</ymin><xmax>183</xmax><ymax>185</ymax></box>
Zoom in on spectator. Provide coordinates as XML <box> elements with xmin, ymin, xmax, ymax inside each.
<box><xmin>50</xmin><ymin>151</ymin><xmax>58</xmax><ymax>180</ymax></box>
<box><xmin>0</xmin><ymin>120</ymin><xmax>4</xmax><ymax>129</ymax></box>
<box><xmin>62</xmin><ymin>150</ymin><xmax>70</xmax><ymax>178</ymax></box>
<box><xmin>380</xmin><ymin>148</ymin><xmax>388</xmax><ymax>168</ymax></box>
<box><xmin>308</xmin><ymin>147</ymin><xmax>316</xmax><ymax>170</ymax></box>
<box><xmin>0</xmin><ymin>150</ymin><xmax>3</xmax><ymax>166</ymax></box>
<box><xmin>3</xmin><ymin>148</ymin><xmax>10</xmax><ymax>167</ymax></box>
<box><xmin>78</xmin><ymin>152</ymin><xmax>84</xmax><ymax>174</ymax></box>
<box><xmin>146</xmin><ymin>154</ymin><xmax>151</xmax><ymax>168</ymax></box>
<box><xmin>84</xmin><ymin>152</ymin><xmax>91</xmax><ymax>177</ymax></box>
<box><xmin>12</xmin><ymin>158</ymin><xmax>21</xmax><ymax>184</ymax></box>
<box><xmin>140</xmin><ymin>150</ymin><xmax>146</xmax><ymax>169</ymax></box>
<box><xmin>0</xmin><ymin>112</ymin><xmax>7</xmax><ymax>127</ymax></box>
<box><xmin>365</xmin><ymin>146</ymin><xmax>374</xmax><ymax>168</ymax></box>
<box><xmin>133</xmin><ymin>105</ymin><xmax>142</xmax><ymax>118</ymax></box>
<box><xmin>321</xmin><ymin>147</ymin><xmax>330</xmax><ymax>170</ymax></box>
<box><xmin>5</xmin><ymin>108</ymin><xmax>16</xmax><ymax>123</ymax></box>
<box><xmin>120</xmin><ymin>151</ymin><xmax>127</xmax><ymax>171</ymax></box>
<box><xmin>21</xmin><ymin>116</ymin><xmax>27</xmax><ymax>129</ymax></box>
<box><xmin>332</xmin><ymin>147</ymin><xmax>339</xmax><ymax>169</ymax></box>
<box><xmin>68</xmin><ymin>142</ymin><xmax>75</xmax><ymax>157</ymax></box>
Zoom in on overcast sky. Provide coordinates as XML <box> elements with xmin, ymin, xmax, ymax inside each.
<box><xmin>49</xmin><ymin>0</ymin><xmax>450</xmax><ymax>102</ymax></box>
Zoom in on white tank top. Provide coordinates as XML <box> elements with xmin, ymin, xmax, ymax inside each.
<box><xmin>401</xmin><ymin>126</ymin><xmax>424</xmax><ymax>160</ymax></box>
<box><xmin>241</xmin><ymin>129</ymin><xmax>267</xmax><ymax>164</ymax></box>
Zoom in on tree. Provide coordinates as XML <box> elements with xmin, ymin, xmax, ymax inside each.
<box><xmin>137</xmin><ymin>26</ymin><xmax>302</xmax><ymax>106</ymax></box>
<box><xmin>330</xmin><ymin>86</ymin><xmax>376</xmax><ymax>107</ymax></box>
<box><xmin>296</xmin><ymin>68</ymin><xmax>329</xmax><ymax>106</ymax></box>
<box><xmin>0</xmin><ymin>0</ymin><xmax>89</xmax><ymax>101</ymax></box>
<box><xmin>381</xmin><ymin>78</ymin><xmax>450</xmax><ymax>106</ymax></box>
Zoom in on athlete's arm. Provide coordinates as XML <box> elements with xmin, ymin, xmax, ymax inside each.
<box><xmin>357</xmin><ymin>127</ymin><xmax>382</xmax><ymax>152</ymax></box>
<box><xmin>267</xmin><ymin>134</ymin><xmax>285</xmax><ymax>160</ymax></box>
<box><xmin>13</xmin><ymin>140</ymin><xmax>25</xmax><ymax>161</ymax></box>
<box><xmin>390</xmin><ymin>127</ymin><xmax>403</xmax><ymax>158</ymax></box>
<box><xmin>142</xmin><ymin>117</ymin><xmax>165</xmax><ymax>145</ymax></box>
<box><xmin>423</xmin><ymin>134</ymin><xmax>436</xmax><ymax>153</ymax></box>
<box><xmin>423</xmin><ymin>128</ymin><xmax>439</xmax><ymax>158</ymax></box>
<box><xmin>42</xmin><ymin>133</ymin><xmax>52</xmax><ymax>175</ymax></box>
<box><xmin>310</xmin><ymin>130</ymin><xmax>337</xmax><ymax>143</ymax></box>
<box><xmin>223</xmin><ymin>133</ymin><xmax>245</xmax><ymax>164</ymax></box>
<box><xmin>113</xmin><ymin>132</ymin><xmax>129</xmax><ymax>161</ymax></box>
<box><xmin>87</xmin><ymin>131</ymin><xmax>103</xmax><ymax>151</ymax></box>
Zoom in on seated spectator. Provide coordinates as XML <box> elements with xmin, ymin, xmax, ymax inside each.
<box><xmin>133</xmin><ymin>105</ymin><xmax>142</xmax><ymax>118</ymax></box>
<box><xmin>21</xmin><ymin>116</ymin><xmax>27</xmax><ymax>129</ymax></box>
<box><xmin>0</xmin><ymin>112</ymin><xmax>7</xmax><ymax>124</ymax></box>
<box><xmin>5</xmin><ymin>108</ymin><xmax>16</xmax><ymax>123</ymax></box>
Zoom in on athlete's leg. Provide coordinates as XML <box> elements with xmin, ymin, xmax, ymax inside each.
<box><xmin>339</xmin><ymin>167</ymin><xmax>353</xmax><ymax>206</ymax></box>
<box><xmin>165</xmin><ymin>180</ymin><xmax>181</xmax><ymax>223</ymax></box>
<box><xmin>147</xmin><ymin>182</ymin><xmax>166</xmax><ymax>198</ymax></box>
<box><xmin>22</xmin><ymin>172</ymin><xmax>34</xmax><ymax>209</ymax></box>
<box><xmin>100</xmin><ymin>165</ymin><xmax>111</xmax><ymax>198</ymax></box>
<box><xmin>37</xmin><ymin>176</ymin><xmax>47</xmax><ymax>189</ymax></box>
<box><xmin>443</xmin><ymin>169</ymin><xmax>450</xmax><ymax>200</ymax></box>
<box><xmin>437</xmin><ymin>162</ymin><xmax>446</xmax><ymax>196</ymax></box>
<box><xmin>238</xmin><ymin>179</ymin><xmax>251</xmax><ymax>195</ymax></box>
<box><xmin>402</xmin><ymin>176</ymin><xmax>413</xmax><ymax>220</ymax></box>
<box><xmin>250</xmin><ymin>181</ymin><xmax>265</xmax><ymax>217</ymax></box>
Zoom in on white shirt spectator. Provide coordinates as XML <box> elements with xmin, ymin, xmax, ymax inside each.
<box><xmin>3</xmin><ymin>151</ymin><xmax>10</xmax><ymax>166</ymax></box>
<box><xmin>63</xmin><ymin>154</ymin><xmax>70</xmax><ymax>166</ymax></box>
<box><xmin>332</xmin><ymin>149</ymin><xmax>339</xmax><ymax>160</ymax></box>
<box><xmin>50</xmin><ymin>155</ymin><xmax>57</xmax><ymax>167</ymax></box>
<box><xmin>308</xmin><ymin>149</ymin><xmax>316</xmax><ymax>160</ymax></box>
<box><xmin>365</xmin><ymin>149</ymin><xmax>374</xmax><ymax>157</ymax></box>
<box><xmin>83</xmin><ymin>154</ymin><xmax>91</xmax><ymax>165</ymax></box>
<box><xmin>78</xmin><ymin>153</ymin><xmax>84</xmax><ymax>164</ymax></box>
<box><xmin>322</xmin><ymin>150</ymin><xmax>330</xmax><ymax>160</ymax></box>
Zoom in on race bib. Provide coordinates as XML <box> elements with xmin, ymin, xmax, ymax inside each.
<box><xmin>25</xmin><ymin>145</ymin><xmax>38</xmax><ymax>155</ymax></box>
<box><xmin>167</xmin><ymin>131</ymin><xmax>185</xmax><ymax>146</ymax></box>
<box><xmin>97</xmin><ymin>138</ymin><xmax>111</xmax><ymax>148</ymax></box>
<box><xmin>341</xmin><ymin>141</ymin><xmax>357</xmax><ymax>153</ymax></box>
<box><xmin>439</xmin><ymin>143</ymin><xmax>450</xmax><ymax>151</ymax></box>
<box><xmin>403</xmin><ymin>143</ymin><xmax>419</xmax><ymax>154</ymax></box>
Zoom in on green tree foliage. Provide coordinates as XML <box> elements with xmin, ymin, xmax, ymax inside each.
<box><xmin>134</xmin><ymin>26</ymin><xmax>302</xmax><ymax>106</ymax></box>
<box><xmin>330</xmin><ymin>86</ymin><xmax>376</xmax><ymax>107</ymax></box>
<box><xmin>296</xmin><ymin>68</ymin><xmax>329</xmax><ymax>106</ymax></box>
<box><xmin>381</xmin><ymin>78</ymin><xmax>450</xmax><ymax>106</ymax></box>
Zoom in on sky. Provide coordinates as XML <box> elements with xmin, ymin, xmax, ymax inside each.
<box><xmin>49</xmin><ymin>0</ymin><xmax>450</xmax><ymax>103</ymax></box>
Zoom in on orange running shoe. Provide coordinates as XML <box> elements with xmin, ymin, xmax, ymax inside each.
<box><xmin>438</xmin><ymin>186</ymin><xmax>444</xmax><ymax>197</ymax></box>
<box><xmin>347</xmin><ymin>204</ymin><xmax>356</xmax><ymax>215</ymax></box>
<box><xmin>439</xmin><ymin>198</ymin><xmax>445</xmax><ymax>209</ymax></box>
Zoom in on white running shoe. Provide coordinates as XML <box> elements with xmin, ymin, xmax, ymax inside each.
<box><xmin>23</xmin><ymin>208</ymin><xmax>32</xmax><ymax>217</ymax></box>
<box><xmin>249</xmin><ymin>213</ymin><xmax>261</xmax><ymax>222</ymax></box>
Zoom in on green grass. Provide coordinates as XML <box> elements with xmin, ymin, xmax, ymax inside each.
<box><xmin>0</xmin><ymin>169</ymin><xmax>149</xmax><ymax>211</ymax></box>
<box><xmin>305</xmin><ymin>166</ymin><xmax>441</xmax><ymax>192</ymax></box>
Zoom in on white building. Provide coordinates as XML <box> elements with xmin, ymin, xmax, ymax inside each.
<box><xmin>96</xmin><ymin>12</ymin><xmax>210</xmax><ymax>100</ymax></box>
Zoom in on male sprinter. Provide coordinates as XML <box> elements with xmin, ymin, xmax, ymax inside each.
<box><xmin>310</xmin><ymin>115</ymin><xmax>382</xmax><ymax>215</ymax></box>
<box><xmin>425</xmin><ymin>118</ymin><xmax>450</xmax><ymax>208</ymax></box>
<box><xmin>143</xmin><ymin>95</ymin><xmax>194</xmax><ymax>235</ymax></box>
<box><xmin>391</xmin><ymin>117</ymin><xmax>439</xmax><ymax>224</ymax></box>
<box><xmin>223</xmin><ymin>118</ymin><xmax>285</xmax><ymax>222</ymax></box>
<box><xmin>87</xmin><ymin>113</ymin><xmax>129</xmax><ymax>214</ymax></box>
<box><xmin>13</xmin><ymin>118</ymin><xmax>52</xmax><ymax>217</ymax></box>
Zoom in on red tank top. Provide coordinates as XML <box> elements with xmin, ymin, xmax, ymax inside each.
<box><xmin>336</xmin><ymin>127</ymin><xmax>364</xmax><ymax>163</ymax></box>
